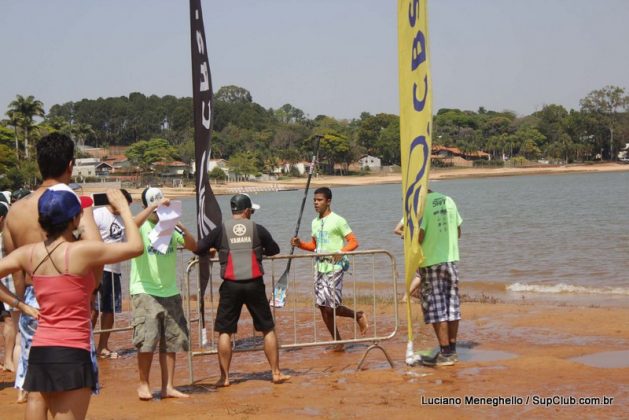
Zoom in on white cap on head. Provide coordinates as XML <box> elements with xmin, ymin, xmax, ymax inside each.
<box><xmin>142</xmin><ymin>187</ymin><xmax>164</xmax><ymax>208</ymax></box>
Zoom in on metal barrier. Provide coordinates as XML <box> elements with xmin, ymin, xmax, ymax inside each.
<box><xmin>184</xmin><ymin>249</ymin><xmax>399</xmax><ymax>384</ymax></box>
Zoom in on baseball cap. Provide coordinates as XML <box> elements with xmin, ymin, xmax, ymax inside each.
<box><xmin>48</xmin><ymin>183</ymin><xmax>94</xmax><ymax>209</ymax></box>
<box><xmin>141</xmin><ymin>187</ymin><xmax>164</xmax><ymax>208</ymax></box>
<box><xmin>230</xmin><ymin>193</ymin><xmax>260</xmax><ymax>212</ymax></box>
<box><xmin>39</xmin><ymin>186</ymin><xmax>93</xmax><ymax>225</ymax></box>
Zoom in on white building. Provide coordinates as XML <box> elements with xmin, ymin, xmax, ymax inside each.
<box><xmin>358</xmin><ymin>155</ymin><xmax>382</xmax><ymax>170</ymax></box>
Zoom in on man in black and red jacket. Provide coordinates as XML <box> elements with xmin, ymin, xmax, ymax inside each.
<box><xmin>196</xmin><ymin>193</ymin><xmax>290</xmax><ymax>386</ymax></box>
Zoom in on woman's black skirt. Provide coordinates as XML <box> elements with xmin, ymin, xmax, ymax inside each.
<box><xmin>23</xmin><ymin>346</ymin><xmax>96</xmax><ymax>392</ymax></box>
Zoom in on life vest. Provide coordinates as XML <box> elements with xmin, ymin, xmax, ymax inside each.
<box><xmin>219</xmin><ymin>219</ymin><xmax>263</xmax><ymax>281</ymax></box>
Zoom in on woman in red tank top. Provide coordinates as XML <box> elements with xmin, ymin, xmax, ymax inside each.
<box><xmin>0</xmin><ymin>187</ymin><xmax>143</xmax><ymax>420</ymax></box>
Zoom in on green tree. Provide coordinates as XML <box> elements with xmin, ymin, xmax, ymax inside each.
<box><xmin>228</xmin><ymin>151</ymin><xmax>260</xmax><ymax>179</ymax></box>
<box><xmin>125</xmin><ymin>138</ymin><xmax>178</xmax><ymax>172</ymax></box>
<box><xmin>579</xmin><ymin>85</ymin><xmax>629</xmax><ymax>159</ymax></box>
<box><xmin>6</xmin><ymin>94</ymin><xmax>45</xmax><ymax>158</ymax></box>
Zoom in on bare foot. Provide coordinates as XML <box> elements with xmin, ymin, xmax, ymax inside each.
<box><xmin>214</xmin><ymin>377</ymin><xmax>230</xmax><ymax>388</ymax></box>
<box><xmin>161</xmin><ymin>387</ymin><xmax>190</xmax><ymax>399</ymax></box>
<box><xmin>326</xmin><ymin>344</ymin><xmax>345</xmax><ymax>352</ymax></box>
<box><xmin>137</xmin><ymin>385</ymin><xmax>153</xmax><ymax>401</ymax></box>
<box><xmin>17</xmin><ymin>390</ymin><xmax>28</xmax><ymax>404</ymax></box>
<box><xmin>272</xmin><ymin>373</ymin><xmax>291</xmax><ymax>384</ymax></box>
<box><xmin>357</xmin><ymin>312</ymin><xmax>368</xmax><ymax>336</ymax></box>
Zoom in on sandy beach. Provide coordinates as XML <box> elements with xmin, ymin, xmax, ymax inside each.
<box><xmin>77</xmin><ymin>162</ymin><xmax>629</xmax><ymax>199</ymax></box>
<box><xmin>1</xmin><ymin>297</ymin><xmax>627</xmax><ymax>419</ymax></box>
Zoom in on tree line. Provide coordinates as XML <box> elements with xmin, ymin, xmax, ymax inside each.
<box><xmin>1</xmin><ymin>84</ymin><xmax>628</xmax><ymax>190</ymax></box>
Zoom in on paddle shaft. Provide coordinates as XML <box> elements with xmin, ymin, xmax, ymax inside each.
<box><xmin>278</xmin><ymin>135</ymin><xmax>321</xmax><ymax>281</ymax></box>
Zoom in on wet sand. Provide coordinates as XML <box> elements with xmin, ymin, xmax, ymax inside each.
<box><xmin>1</xmin><ymin>300</ymin><xmax>627</xmax><ymax>418</ymax></box>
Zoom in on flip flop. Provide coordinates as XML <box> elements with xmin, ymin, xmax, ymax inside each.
<box><xmin>99</xmin><ymin>350</ymin><xmax>119</xmax><ymax>359</ymax></box>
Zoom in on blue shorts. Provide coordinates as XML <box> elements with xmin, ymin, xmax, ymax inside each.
<box><xmin>95</xmin><ymin>271</ymin><xmax>122</xmax><ymax>313</ymax></box>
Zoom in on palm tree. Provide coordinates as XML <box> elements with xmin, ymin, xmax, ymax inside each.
<box><xmin>71</xmin><ymin>122</ymin><xmax>95</xmax><ymax>149</ymax></box>
<box><xmin>7</xmin><ymin>95</ymin><xmax>45</xmax><ymax>158</ymax></box>
<box><xmin>5</xmin><ymin>110</ymin><xmax>23</xmax><ymax>158</ymax></box>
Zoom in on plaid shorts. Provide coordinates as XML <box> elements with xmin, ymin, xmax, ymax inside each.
<box><xmin>419</xmin><ymin>262</ymin><xmax>461</xmax><ymax>324</ymax></box>
<box><xmin>314</xmin><ymin>269</ymin><xmax>344</xmax><ymax>308</ymax></box>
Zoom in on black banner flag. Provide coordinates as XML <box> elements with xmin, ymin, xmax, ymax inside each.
<box><xmin>190</xmin><ymin>0</ymin><xmax>222</xmax><ymax>344</ymax></box>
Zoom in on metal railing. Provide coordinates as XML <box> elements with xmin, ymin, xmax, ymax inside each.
<box><xmin>184</xmin><ymin>249</ymin><xmax>399</xmax><ymax>384</ymax></box>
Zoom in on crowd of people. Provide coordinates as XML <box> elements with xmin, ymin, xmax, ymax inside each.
<box><xmin>0</xmin><ymin>132</ymin><xmax>464</xmax><ymax>418</ymax></box>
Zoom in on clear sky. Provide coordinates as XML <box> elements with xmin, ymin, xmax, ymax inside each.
<box><xmin>1</xmin><ymin>0</ymin><xmax>628</xmax><ymax>120</ymax></box>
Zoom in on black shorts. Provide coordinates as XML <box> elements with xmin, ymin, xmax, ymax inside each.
<box><xmin>96</xmin><ymin>271</ymin><xmax>122</xmax><ymax>313</ymax></box>
<box><xmin>24</xmin><ymin>346</ymin><xmax>97</xmax><ymax>393</ymax></box>
<box><xmin>214</xmin><ymin>279</ymin><xmax>275</xmax><ymax>334</ymax></box>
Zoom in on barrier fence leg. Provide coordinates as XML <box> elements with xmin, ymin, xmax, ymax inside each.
<box><xmin>356</xmin><ymin>342</ymin><xmax>395</xmax><ymax>371</ymax></box>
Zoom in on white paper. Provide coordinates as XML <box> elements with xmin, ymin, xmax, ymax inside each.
<box><xmin>149</xmin><ymin>200</ymin><xmax>182</xmax><ymax>254</ymax></box>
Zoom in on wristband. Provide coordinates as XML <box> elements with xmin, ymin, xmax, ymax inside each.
<box><xmin>13</xmin><ymin>297</ymin><xmax>20</xmax><ymax>308</ymax></box>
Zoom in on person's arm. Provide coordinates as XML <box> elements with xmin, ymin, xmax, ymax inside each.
<box><xmin>419</xmin><ymin>229</ymin><xmax>425</xmax><ymax>245</ymax></box>
<box><xmin>133</xmin><ymin>198</ymin><xmax>170</xmax><ymax>227</ymax></box>
<box><xmin>0</xmin><ymin>247</ymin><xmax>39</xmax><ymax>318</ymax></box>
<box><xmin>176</xmin><ymin>223</ymin><xmax>197</xmax><ymax>252</ymax></box>
<box><xmin>458</xmin><ymin>226</ymin><xmax>461</xmax><ymax>239</ymax></box>
<box><xmin>257</xmin><ymin>225</ymin><xmax>280</xmax><ymax>256</ymax></box>
<box><xmin>75</xmin><ymin>190</ymin><xmax>143</xmax><ymax>268</ymax></box>
<box><xmin>195</xmin><ymin>227</ymin><xmax>220</xmax><ymax>256</ymax></box>
<box><xmin>2</xmin><ymin>221</ymin><xmax>25</xmax><ymax>300</ymax></box>
<box><xmin>290</xmin><ymin>236</ymin><xmax>316</xmax><ymax>252</ymax></box>
<box><xmin>341</xmin><ymin>232</ymin><xmax>358</xmax><ymax>252</ymax></box>
<box><xmin>393</xmin><ymin>222</ymin><xmax>404</xmax><ymax>237</ymax></box>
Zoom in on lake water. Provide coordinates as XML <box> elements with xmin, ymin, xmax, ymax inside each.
<box><xmin>154</xmin><ymin>171</ymin><xmax>629</xmax><ymax>302</ymax></box>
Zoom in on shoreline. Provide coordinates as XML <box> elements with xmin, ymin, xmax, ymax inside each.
<box><xmin>79</xmin><ymin>162</ymin><xmax>629</xmax><ymax>198</ymax></box>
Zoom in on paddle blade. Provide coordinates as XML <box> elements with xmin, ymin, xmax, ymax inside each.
<box><xmin>270</xmin><ymin>284</ymin><xmax>287</xmax><ymax>308</ymax></box>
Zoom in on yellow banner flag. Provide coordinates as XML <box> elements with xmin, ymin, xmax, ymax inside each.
<box><xmin>398</xmin><ymin>0</ymin><xmax>432</xmax><ymax>343</ymax></box>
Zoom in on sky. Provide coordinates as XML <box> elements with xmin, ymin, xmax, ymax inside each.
<box><xmin>1</xmin><ymin>0</ymin><xmax>628</xmax><ymax>120</ymax></box>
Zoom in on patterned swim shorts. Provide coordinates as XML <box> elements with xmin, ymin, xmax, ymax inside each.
<box><xmin>314</xmin><ymin>269</ymin><xmax>344</xmax><ymax>308</ymax></box>
<box><xmin>419</xmin><ymin>262</ymin><xmax>461</xmax><ymax>324</ymax></box>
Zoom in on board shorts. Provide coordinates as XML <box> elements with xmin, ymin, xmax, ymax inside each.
<box><xmin>314</xmin><ymin>269</ymin><xmax>344</xmax><ymax>309</ymax></box>
<box><xmin>419</xmin><ymin>262</ymin><xmax>461</xmax><ymax>324</ymax></box>
<box><xmin>131</xmin><ymin>293</ymin><xmax>189</xmax><ymax>353</ymax></box>
<box><xmin>94</xmin><ymin>271</ymin><xmax>122</xmax><ymax>313</ymax></box>
<box><xmin>214</xmin><ymin>279</ymin><xmax>275</xmax><ymax>334</ymax></box>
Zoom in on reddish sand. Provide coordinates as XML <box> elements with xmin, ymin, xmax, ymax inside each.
<box><xmin>1</xmin><ymin>300</ymin><xmax>627</xmax><ymax>419</ymax></box>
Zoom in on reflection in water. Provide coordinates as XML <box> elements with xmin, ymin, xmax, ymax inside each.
<box><xmin>571</xmin><ymin>350</ymin><xmax>629</xmax><ymax>368</ymax></box>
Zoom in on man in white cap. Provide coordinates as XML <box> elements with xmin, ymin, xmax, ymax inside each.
<box><xmin>130</xmin><ymin>187</ymin><xmax>197</xmax><ymax>400</ymax></box>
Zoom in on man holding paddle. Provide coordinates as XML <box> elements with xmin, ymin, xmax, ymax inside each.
<box><xmin>291</xmin><ymin>187</ymin><xmax>368</xmax><ymax>351</ymax></box>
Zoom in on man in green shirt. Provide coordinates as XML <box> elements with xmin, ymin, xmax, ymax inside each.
<box><xmin>130</xmin><ymin>187</ymin><xmax>197</xmax><ymax>400</ymax></box>
<box><xmin>291</xmin><ymin>187</ymin><xmax>367</xmax><ymax>351</ymax></box>
<box><xmin>418</xmin><ymin>190</ymin><xmax>463</xmax><ymax>367</ymax></box>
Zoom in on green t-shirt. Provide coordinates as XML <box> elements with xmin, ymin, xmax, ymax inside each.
<box><xmin>130</xmin><ymin>221</ymin><xmax>185</xmax><ymax>297</ymax></box>
<box><xmin>311</xmin><ymin>212</ymin><xmax>352</xmax><ymax>273</ymax></box>
<box><xmin>419</xmin><ymin>192</ymin><xmax>462</xmax><ymax>268</ymax></box>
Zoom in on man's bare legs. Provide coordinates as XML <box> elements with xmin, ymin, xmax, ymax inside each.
<box><xmin>97</xmin><ymin>313</ymin><xmax>116</xmax><ymax>357</ymax></box>
<box><xmin>159</xmin><ymin>352</ymin><xmax>188</xmax><ymax>398</ymax></box>
<box><xmin>137</xmin><ymin>352</ymin><xmax>153</xmax><ymax>400</ymax></box>
<box><xmin>216</xmin><ymin>333</ymin><xmax>232</xmax><ymax>387</ymax></box>
<box><xmin>262</xmin><ymin>329</ymin><xmax>290</xmax><ymax>383</ymax></box>
<box><xmin>431</xmin><ymin>320</ymin><xmax>458</xmax><ymax>351</ymax></box>
<box><xmin>2</xmin><ymin>312</ymin><xmax>18</xmax><ymax>371</ymax></box>
<box><xmin>319</xmin><ymin>306</ymin><xmax>368</xmax><ymax>349</ymax></box>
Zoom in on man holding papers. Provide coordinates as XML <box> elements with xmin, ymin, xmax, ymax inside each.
<box><xmin>130</xmin><ymin>187</ymin><xmax>197</xmax><ymax>401</ymax></box>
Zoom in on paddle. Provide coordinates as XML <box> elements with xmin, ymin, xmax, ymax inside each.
<box><xmin>270</xmin><ymin>135</ymin><xmax>321</xmax><ymax>308</ymax></box>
